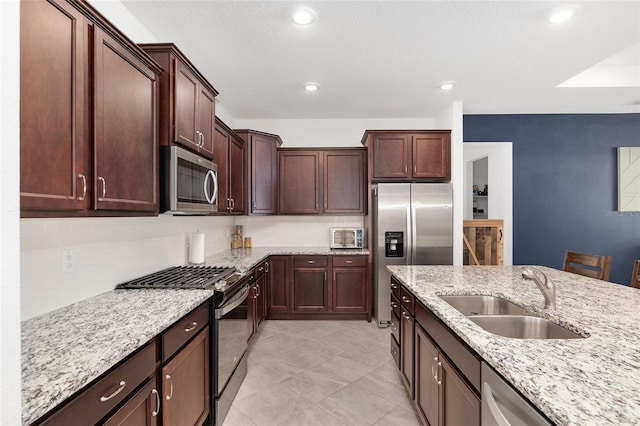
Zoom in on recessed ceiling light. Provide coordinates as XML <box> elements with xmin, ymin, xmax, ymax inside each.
<box><xmin>303</xmin><ymin>82</ymin><xmax>319</xmax><ymax>92</ymax></box>
<box><xmin>439</xmin><ymin>82</ymin><xmax>456</xmax><ymax>91</ymax></box>
<box><xmin>548</xmin><ymin>6</ymin><xmax>577</xmax><ymax>24</ymax></box>
<box><xmin>292</xmin><ymin>7</ymin><xmax>316</xmax><ymax>25</ymax></box>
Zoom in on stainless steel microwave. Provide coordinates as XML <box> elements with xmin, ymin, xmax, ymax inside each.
<box><xmin>330</xmin><ymin>228</ymin><xmax>364</xmax><ymax>249</ymax></box>
<box><xmin>160</xmin><ymin>146</ymin><xmax>218</xmax><ymax>215</ymax></box>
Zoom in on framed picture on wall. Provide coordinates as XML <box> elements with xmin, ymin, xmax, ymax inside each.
<box><xmin>618</xmin><ymin>147</ymin><xmax>640</xmax><ymax>211</ymax></box>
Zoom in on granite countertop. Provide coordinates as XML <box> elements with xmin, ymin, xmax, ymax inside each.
<box><xmin>387</xmin><ymin>265</ymin><xmax>640</xmax><ymax>426</ymax></box>
<box><xmin>21</xmin><ymin>289</ymin><xmax>212</xmax><ymax>425</ymax></box>
<box><xmin>204</xmin><ymin>246</ymin><xmax>369</xmax><ymax>273</ymax></box>
<box><xmin>21</xmin><ymin>246</ymin><xmax>367</xmax><ymax>424</ymax></box>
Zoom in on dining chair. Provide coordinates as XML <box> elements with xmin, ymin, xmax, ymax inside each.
<box><xmin>562</xmin><ymin>250</ymin><xmax>612</xmax><ymax>281</ymax></box>
<box><xmin>631</xmin><ymin>260</ymin><xmax>640</xmax><ymax>289</ymax></box>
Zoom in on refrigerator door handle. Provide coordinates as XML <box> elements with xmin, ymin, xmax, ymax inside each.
<box><xmin>406</xmin><ymin>204</ymin><xmax>412</xmax><ymax>265</ymax></box>
<box><xmin>411</xmin><ymin>204</ymin><xmax>418</xmax><ymax>265</ymax></box>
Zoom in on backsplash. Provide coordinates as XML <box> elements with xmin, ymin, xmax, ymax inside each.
<box><xmin>20</xmin><ymin>214</ymin><xmax>364</xmax><ymax>320</ymax></box>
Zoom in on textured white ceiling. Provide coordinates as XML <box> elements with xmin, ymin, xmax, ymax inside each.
<box><xmin>116</xmin><ymin>1</ymin><xmax>640</xmax><ymax>119</ymax></box>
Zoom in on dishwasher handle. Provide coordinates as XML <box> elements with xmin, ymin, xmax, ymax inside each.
<box><xmin>483</xmin><ymin>381</ymin><xmax>512</xmax><ymax>426</ymax></box>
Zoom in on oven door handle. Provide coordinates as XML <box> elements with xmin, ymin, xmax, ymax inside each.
<box><xmin>215</xmin><ymin>284</ymin><xmax>250</xmax><ymax>319</ymax></box>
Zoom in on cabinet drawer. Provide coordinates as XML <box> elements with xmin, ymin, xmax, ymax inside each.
<box><xmin>415</xmin><ymin>302</ymin><xmax>481</xmax><ymax>393</ymax></box>
<box><xmin>332</xmin><ymin>256</ymin><xmax>366</xmax><ymax>267</ymax></box>
<box><xmin>40</xmin><ymin>341</ymin><xmax>156</xmax><ymax>426</ymax></box>
<box><xmin>390</xmin><ymin>276</ymin><xmax>401</xmax><ymax>299</ymax></box>
<box><xmin>294</xmin><ymin>256</ymin><xmax>328</xmax><ymax>268</ymax></box>
<box><xmin>400</xmin><ymin>286</ymin><xmax>415</xmax><ymax>315</ymax></box>
<box><xmin>162</xmin><ymin>302</ymin><xmax>209</xmax><ymax>362</ymax></box>
<box><xmin>390</xmin><ymin>334</ymin><xmax>400</xmax><ymax>370</ymax></box>
<box><xmin>391</xmin><ymin>294</ymin><xmax>401</xmax><ymax>319</ymax></box>
<box><xmin>390</xmin><ymin>310</ymin><xmax>400</xmax><ymax>343</ymax></box>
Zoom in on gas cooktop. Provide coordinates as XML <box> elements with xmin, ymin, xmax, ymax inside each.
<box><xmin>116</xmin><ymin>265</ymin><xmax>237</xmax><ymax>290</ymax></box>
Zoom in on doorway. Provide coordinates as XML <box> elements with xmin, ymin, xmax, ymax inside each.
<box><xmin>463</xmin><ymin>143</ymin><xmax>513</xmax><ymax>265</ymax></box>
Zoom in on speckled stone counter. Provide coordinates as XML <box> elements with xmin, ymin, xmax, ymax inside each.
<box><xmin>204</xmin><ymin>246</ymin><xmax>369</xmax><ymax>273</ymax></box>
<box><xmin>21</xmin><ymin>289</ymin><xmax>212</xmax><ymax>425</ymax></box>
<box><xmin>387</xmin><ymin>265</ymin><xmax>640</xmax><ymax>426</ymax></box>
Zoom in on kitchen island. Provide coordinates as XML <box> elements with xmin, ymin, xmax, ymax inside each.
<box><xmin>388</xmin><ymin>265</ymin><xmax>640</xmax><ymax>425</ymax></box>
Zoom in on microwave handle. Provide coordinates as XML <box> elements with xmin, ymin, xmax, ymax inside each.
<box><xmin>204</xmin><ymin>170</ymin><xmax>218</xmax><ymax>205</ymax></box>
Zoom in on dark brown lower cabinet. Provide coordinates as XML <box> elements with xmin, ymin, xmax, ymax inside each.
<box><xmin>267</xmin><ymin>256</ymin><xmax>291</xmax><ymax>314</ymax></box>
<box><xmin>161</xmin><ymin>327</ymin><xmax>210</xmax><ymax>426</ymax></box>
<box><xmin>400</xmin><ymin>307</ymin><xmax>415</xmax><ymax>398</ymax></box>
<box><xmin>103</xmin><ymin>377</ymin><xmax>159</xmax><ymax>426</ymax></box>
<box><xmin>440</xmin><ymin>354</ymin><xmax>480</xmax><ymax>426</ymax></box>
<box><xmin>293</xmin><ymin>269</ymin><xmax>328</xmax><ymax>312</ymax></box>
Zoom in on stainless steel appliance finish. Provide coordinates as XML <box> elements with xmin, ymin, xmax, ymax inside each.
<box><xmin>161</xmin><ymin>145</ymin><xmax>219</xmax><ymax>215</ymax></box>
<box><xmin>330</xmin><ymin>227</ymin><xmax>364</xmax><ymax>249</ymax></box>
<box><xmin>482</xmin><ymin>363</ymin><xmax>552</xmax><ymax>425</ymax></box>
<box><xmin>116</xmin><ymin>265</ymin><xmax>236</xmax><ymax>290</ymax></box>
<box><xmin>213</xmin><ymin>280</ymin><xmax>250</xmax><ymax>426</ymax></box>
<box><xmin>373</xmin><ymin>183</ymin><xmax>453</xmax><ymax>327</ymax></box>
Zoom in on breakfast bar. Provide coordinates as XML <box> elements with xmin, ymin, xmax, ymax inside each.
<box><xmin>387</xmin><ymin>265</ymin><xmax>640</xmax><ymax>425</ymax></box>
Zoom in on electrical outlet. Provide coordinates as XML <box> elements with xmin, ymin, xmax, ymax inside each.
<box><xmin>264</xmin><ymin>227</ymin><xmax>271</xmax><ymax>236</ymax></box>
<box><xmin>61</xmin><ymin>249</ymin><xmax>74</xmax><ymax>274</ymax></box>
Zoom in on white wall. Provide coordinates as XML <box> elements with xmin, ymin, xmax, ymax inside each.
<box><xmin>234</xmin><ymin>118</ymin><xmax>436</xmax><ymax>147</ymax></box>
<box><xmin>435</xmin><ymin>102</ymin><xmax>464</xmax><ymax>265</ymax></box>
<box><xmin>1</xmin><ymin>0</ymin><xmax>22</xmax><ymax>423</ymax></box>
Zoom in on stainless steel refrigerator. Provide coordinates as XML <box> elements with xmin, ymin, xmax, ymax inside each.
<box><xmin>372</xmin><ymin>183</ymin><xmax>453</xmax><ymax>327</ymax></box>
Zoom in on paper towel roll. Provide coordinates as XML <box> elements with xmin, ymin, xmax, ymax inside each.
<box><xmin>190</xmin><ymin>232</ymin><xmax>205</xmax><ymax>264</ymax></box>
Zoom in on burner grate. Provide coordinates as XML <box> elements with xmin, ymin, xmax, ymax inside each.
<box><xmin>117</xmin><ymin>265</ymin><xmax>236</xmax><ymax>290</ymax></box>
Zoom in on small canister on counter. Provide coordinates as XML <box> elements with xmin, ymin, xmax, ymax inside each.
<box><xmin>231</xmin><ymin>234</ymin><xmax>242</xmax><ymax>249</ymax></box>
<box><xmin>244</xmin><ymin>237</ymin><xmax>251</xmax><ymax>248</ymax></box>
<box><xmin>235</xmin><ymin>225</ymin><xmax>243</xmax><ymax>238</ymax></box>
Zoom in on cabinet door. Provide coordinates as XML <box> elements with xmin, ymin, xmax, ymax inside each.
<box><xmin>247</xmin><ymin>283</ymin><xmax>257</xmax><ymax>342</ymax></box>
<box><xmin>324</xmin><ymin>150</ymin><xmax>365</xmax><ymax>214</ymax></box>
<box><xmin>268</xmin><ymin>256</ymin><xmax>291</xmax><ymax>314</ymax></box>
<box><xmin>251</xmin><ymin>135</ymin><xmax>278</xmax><ymax>214</ymax></box>
<box><xmin>332</xmin><ymin>268</ymin><xmax>367</xmax><ymax>312</ymax></box>
<box><xmin>278</xmin><ymin>151</ymin><xmax>321</xmax><ymax>214</ymax></box>
<box><xmin>103</xmin><ymin>377</ymin><xmax>160</xmax><ymax>426</ymax></box>
<box><xmin>228</xmin><ymin>135</ymin><xmax>246</xmax><ymax>214</ymax></box>
<box><xmin>162</xmin><ymin>327</ymin><xmax>210</xmax><ymax>426</ymax></box>
<box><xmin>20</xmin><ymin>0</ymin><xmax>89</xmax><ymax>213</ymax></box>
<box><xmin>93</xmin><ymin>27</ymin><xmax>157</xmax><ymax>213</ymax></box>
<box><xmin>412</xmin><ymin>133</ymin><xmax>451</xmax><ymax>180</ymax></box>
<box><xmin>440</xmin><ymin>354</ymin><xmax>480</xmax><ymax>426</ymax></box>
<box><xmin>292</xmin><ymin>269</ymin><xmax>328</xmax><ymax>312</ymax></box>
<box><xmin>197</xmin><ymin>86</ymin><xmax>215</xmax><ymax>159</ymax></box>
<box><xmin>255</xmin><ymin>273</ymin><xmax>267</xmax><ymax>326</ymax></box>
<box><xmin>400</xmin><ymin>308</ymin><xmax>414</xmax><ymax>397</ymax></box>
<box><xmin>415</xmin><ymin>325</ymin><xmax>440</xmax><ymax>426</ymax></box>
<box><xmin>372</xmin><ymin>134</ymin><xmax>410</xmax><ymax>180</ymax></box>
<box><xmin>213</xmin><ymin>125</ymin><xmax>230</xmax><ymax>212</ymax></box>
<box><xmin>174</xmin><ymin>61</ymin><xmax>199</xmax><ymax>151</ymax></box>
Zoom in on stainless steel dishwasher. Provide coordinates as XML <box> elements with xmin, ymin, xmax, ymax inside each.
<box><xmin>482</xmin><ymin>363</ymin><xmax>552</xmax><ymax>426</ymax></box>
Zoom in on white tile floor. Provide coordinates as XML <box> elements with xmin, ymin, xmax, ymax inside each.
<box><xmin>222</xmin><ymin>320</ymin><xmax>422</xmax><ymax>426</ymax></box>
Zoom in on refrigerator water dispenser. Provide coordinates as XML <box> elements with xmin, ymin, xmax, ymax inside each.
<box><xmin>385</xmin><ymin>232</ymin><xmax>404</xmax><ymax>257</ymax></box>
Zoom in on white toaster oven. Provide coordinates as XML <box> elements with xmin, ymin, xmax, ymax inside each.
<box><xmin>330</xmin><ymin>228</ymin><xmax>364</xmax><ymax>249</ymax></box>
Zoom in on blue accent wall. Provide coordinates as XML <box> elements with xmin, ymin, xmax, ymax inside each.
<box><xmin>464</xmin><ymin>114</ymin><xmax>640</xmax><ymax>285</ymax></box>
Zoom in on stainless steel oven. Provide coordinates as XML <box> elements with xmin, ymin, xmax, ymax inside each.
<box><xmin>160</xmin><ymin>145</ymin><xmax>218</xmax><ymax>215</ymax></box>
<box><xmin>212</xmin><ymin>278</ymin><xmax>250</xmax><ymax>426</ymax></box>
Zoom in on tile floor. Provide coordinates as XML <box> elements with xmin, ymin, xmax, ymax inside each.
<box><xmin>222</xmin><ymin>320</ymin><xmax>422</xmax><ymax>426</ymax></box>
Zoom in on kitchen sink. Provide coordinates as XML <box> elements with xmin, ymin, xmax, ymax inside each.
<box><xmin>439</xmin><ymin>295</ymin><xmax>527</xmax><ymax>316</ymax></box>
<box><xmin>469</xmin><ymin>315</ymin><xmax>585</xmax><ymax>339</ymax></box>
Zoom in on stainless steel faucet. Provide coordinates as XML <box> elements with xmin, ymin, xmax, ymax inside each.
<box><xmin>522</xmin><ymin>267</ymin><xmax>556</xmax><ymax>310</ymax></box>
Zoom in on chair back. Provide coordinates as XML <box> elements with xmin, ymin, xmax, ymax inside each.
<box><xmin>562</xmin><ymin>250</ymin><xmax>612</xmax><ymax>281</ymax></box>
<box><xmin>632</xmin><ymin>260</ymin><xmax>640</xmax><ymax>289</ymax></box>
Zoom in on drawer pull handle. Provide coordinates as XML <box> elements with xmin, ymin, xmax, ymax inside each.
<box><xmin>307</xmin><ymin>260</ymin><xmax>315</xmax><ymax>264</ymax></box>
<box><xmin>391</xmin><ymin>283</ymin><xmax>398</xmax><ymax>289</ymax></box>
<box><xmin>184</xmin><ymin>321</ymin><xmax>198</xmax><ymax>332</ymax></box>
<box><xmin>402</xmin><ymin>311</ymin><xmax>411</xmax><ymax>320</ymax></box>
<box><xmin>345</xmin><ymin>260</ymin><xmax>353</xmax><ymax>264</ymax></box>
<box><xmin>402</xmin><ymin>296</ymin><xmax>410</xmax><ymax>303</ymax></box>
<box><xmin>390</xmin><ymin>302</ymin><xmax>398</xmax><ymax>308</ymax></box>
<box><xmin>100</xmin><ymin>380</ymin><xmax>126</xmax><ymax>402</ymax></box>
<box><xmin>165</xmin><ymin>375</ymin><xmax>174</xmax><ymax>400</ymax></box>
<box><xmin>151</xmin><ymin>389</ymin><xmax>160</xmax><ymax>416</ymax></box>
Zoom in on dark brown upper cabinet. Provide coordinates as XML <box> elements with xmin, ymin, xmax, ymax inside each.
<box><xmin>278</xmin><ymin>148</ymin><xmax>366</xmax><ymax>215</ymax></box>
<box><xmin>362</xmin><ymin>130</ymin><xmax>451</xmax><ymax>182</ymax></box>
<box><xmin>235</xmin><ymin>130</ymin><xmax>282</xmax><ymax>215</ymax></box>
<box><xmin>213</xmin><ymin>117</ymin><xmax>246</xmax><ymax>215</ymax></box>
<box><xmin>140</xmin><ymin>43</ymin><xmax>219</xmax><ymax>160</ymax></box>
<box><xmin>20</xmin><ymin>0</ymin><xmax>161</xmax><ymax>217</ymax></box>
